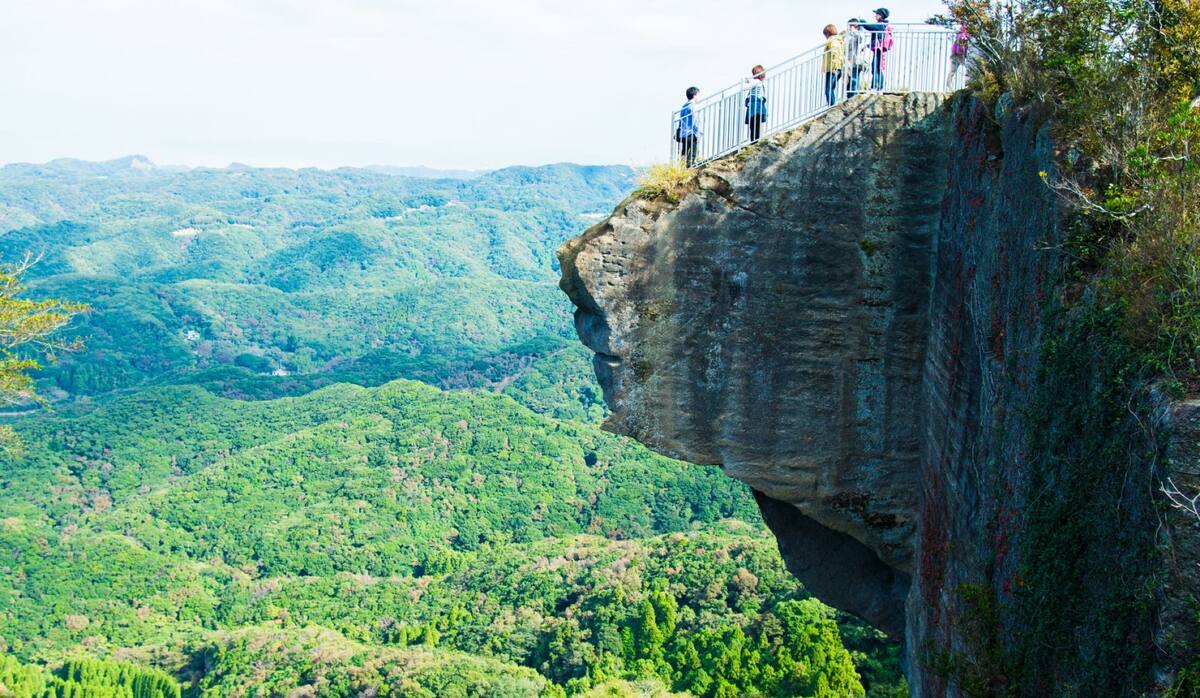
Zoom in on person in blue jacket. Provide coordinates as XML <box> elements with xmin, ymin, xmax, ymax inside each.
<box><xmin>862</xmin><ymin>8</ymin><xmax>893</xmax><ymax>91</ymax></box>
<box><xmin>678</xmin><ymin>86</ymin><xmax>702</xmax><ymax>166</ymax></box>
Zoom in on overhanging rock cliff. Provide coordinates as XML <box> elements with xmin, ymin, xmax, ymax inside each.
<box><xmin>561</xmin><ymin>94</ymin><xmax>950</xmax><ymax>640</ymax></box>
<box><xmin>559</xmin><ymin>93</ymin><xmax>1200</xmax><ymax>695</ymax></box>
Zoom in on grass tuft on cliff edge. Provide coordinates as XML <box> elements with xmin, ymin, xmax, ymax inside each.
<box><xmin>635</xmin><ymin>162</ymin><xmax>693</xmax><ymax>204</ymax></box>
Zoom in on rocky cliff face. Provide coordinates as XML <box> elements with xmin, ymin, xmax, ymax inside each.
<box><xmin>559</xmin><ymin>94</ymin><xmax>1199</xmax><ymax>695</ymax></box>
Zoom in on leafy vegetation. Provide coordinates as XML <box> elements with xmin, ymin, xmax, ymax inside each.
<box><xmin>188</xmin><ymin>626</ymin><xmax>559</xmax><ymax>698</ymax></box>
<box><xmin>0</xmin><ymin>260</ymin><xmax>86</xmax><ymax>457</ymax></box>
<box><xmin>951</xmin><ymin>0</ymin><xmax>1200</xmax><ymax>381</ymax></box>
<box><xmin>633</xmin><ymin>163</ymin><xmax>692</xmax><ymax>204</ymax></box>
<box><xmin>498</xmin><ymin>346</ymin><xmax>609</xmax><ymax>423</ymax></box>
<box><xmin>1</xmin><ymin>379</ymin><xmax>904</xmax><ymax>696</ymax></box>
<box><xmin>0</xmin><ymin>655</ymin><xmax>180</xmax><ymax>698</ymax></box>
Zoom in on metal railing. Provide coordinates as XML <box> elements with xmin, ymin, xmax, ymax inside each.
<box><xmin>671</xmin><ymin>24</ymin><xmax>968</xmax><ymax>166</ymax></box>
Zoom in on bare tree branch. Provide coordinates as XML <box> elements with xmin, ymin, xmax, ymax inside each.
<box><xmin>1162</xmin><ymin>478</ymin><xmax>1200</xmax><ymax>522</ymax></box>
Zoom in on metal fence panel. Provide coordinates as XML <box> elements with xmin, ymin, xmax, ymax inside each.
<box><xmin>671</xmin><ymin>25</ymin><xmax>967</xmax><ymax>166</ymax></box>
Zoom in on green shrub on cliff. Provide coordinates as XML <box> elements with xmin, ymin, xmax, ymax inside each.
<box><xmin>635</xmin><ymin>163</ymin><xmax>692</xmax><ymax>204</ymax></box>
<box><xmin>952</xmin><ymin>0</ymin><xmax>1200</xmax><ymax>377</ymax></box>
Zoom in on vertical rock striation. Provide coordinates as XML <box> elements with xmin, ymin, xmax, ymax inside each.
<box><xmin>906</xmin><ymin>97</ymin><xmax>1060</xmax><ymax>696</ymax></box>
<box><xmin>559</xmin><ymin>93</ymin><xmax>1198</xmax><ymax>695</ymax></box>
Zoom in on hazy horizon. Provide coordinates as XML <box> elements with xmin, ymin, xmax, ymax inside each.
<box><xmin>0</xmin><ymin>153</ymin><xmax>554</xmax><ymax>174</ymax></box>
<box><xmin>2</xmin><ymin>0</ymin><xmax>948</xmax><ymax>170</ymax></box>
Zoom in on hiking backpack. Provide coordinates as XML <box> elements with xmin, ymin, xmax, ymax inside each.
<box><xmin>952</xmin><ymin>27</ymin><xmax>969</xmax><ymax>57</ymax></box>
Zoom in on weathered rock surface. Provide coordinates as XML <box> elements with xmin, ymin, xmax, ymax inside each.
<box><xmin>559</xmin><ymin>93</ymin><xmax>1200</xmax><ymax>695</ymax></box>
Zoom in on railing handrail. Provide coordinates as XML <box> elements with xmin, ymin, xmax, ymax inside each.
<box><xmin>672</xmin><ymin>23</ymin><xmax>960</xmax><ymax>122</ymax></box>
<box><xmin>671</xmin><ymin>23</ymin><xmax>966</xmax><ymax>166</ymax></box>
<box><xmin>674</xmin><ymin>24</ymin><xmax>956</xmax><ymax>119</ymax></box>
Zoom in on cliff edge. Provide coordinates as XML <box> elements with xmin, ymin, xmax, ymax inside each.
<box><xmin>559</xmin><ymin>93</ymin><xmax>1199</xmax><ymax>695</ymax></box>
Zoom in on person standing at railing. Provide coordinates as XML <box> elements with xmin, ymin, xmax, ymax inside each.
<box><xmin>743</xmin><ymin>66</ymin><xmax>768</xmax><ymax>143</ymax></box>
<box><xmin>947</xmin><ymin>23</ymin><xmax>970</xmax><ymax>89</ymax></box>
<box><xmin>844</xmin><ymin>19</ymin><xmax>870</xmax><ymax>98</ymax></box>
<box><xmin>678</xmin><ymin>86</ymin><xmax>702</xmax><ymax>166</ymax></box>
<box><xmin>821</xmin><ymin>25</ymin><xmax>845</xmax><ymax>106</ymax></box>
<box><xmin>862</xmin><ymin>8</ymin><xmax>893</xmax><ymax>91</ymax></box>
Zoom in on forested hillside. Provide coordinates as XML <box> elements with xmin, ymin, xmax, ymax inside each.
<box><xmin>0</xmin><ymin>159</ymin><xmax>905</xmax><ymax>697</ymax></box>
<box><xmin>0</xmin><ymin>159</ymin><xmax>630</xmax><ymax>400</ymax></box>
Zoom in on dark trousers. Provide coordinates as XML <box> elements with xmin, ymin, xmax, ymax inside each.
<box><xmin>848</xmin><ymin>69</ymin><xmax>862</xmax><ymax>98</ymax></box>
<box><xmin>825</xmin><ymin>71</ymin><xmax>842</xmax><ymax>106</ymax></box>
<box><xmin>681</xmin><ymin>135</ymin><xmax>698</xmax><ymax>166</ymax></box>
<box><xmin>748</xmin><ymin>116</ymin><xmax>764</xmax><ymax>143</ymax></box>
<box><xmin>872</xmin><ymin>50</ymin><xmax>885</xmax><ymax>90</ymax></box>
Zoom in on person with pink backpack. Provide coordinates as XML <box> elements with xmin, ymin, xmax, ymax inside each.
<box><xmin>862</xmin><ymin>8</ymin><xmax>894</xmax><ymax>91</ymax></box>
<box><xmin>948</xmin><ymin>23</ymin><xmax>970</xmax><ymax>88</ymax></box>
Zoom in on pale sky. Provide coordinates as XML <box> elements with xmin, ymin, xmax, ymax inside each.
<box><xmin>0</xmin><ymin>0</ymin><xmax>947</xmax><ymax>170</ymax></box>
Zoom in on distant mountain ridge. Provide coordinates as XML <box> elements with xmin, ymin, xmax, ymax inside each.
<box><xmin>364</xmin><ymin>164</ymin><xmax>487</xmax><ymax>179</ymax></box>
<box><xmin>0</xmin><ymin>156</ymin><xmax>634</xmax><ymax>183</ymax></box>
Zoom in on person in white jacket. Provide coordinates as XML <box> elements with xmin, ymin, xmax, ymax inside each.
<box><xmin>844</xmin><ymin>18</ymin><xmax>871</xmax><ymax>98</ymax></box>
<box><xmin>743</xmin><ymin>65</ymin><xmax>768</xmax><ymax>143</ymax></box>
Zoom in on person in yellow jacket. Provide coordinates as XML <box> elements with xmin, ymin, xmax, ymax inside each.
<box><xmin>821</xmin><ymin>24</ymin><xmax>845</xmax><ymax>106</ymax></box>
